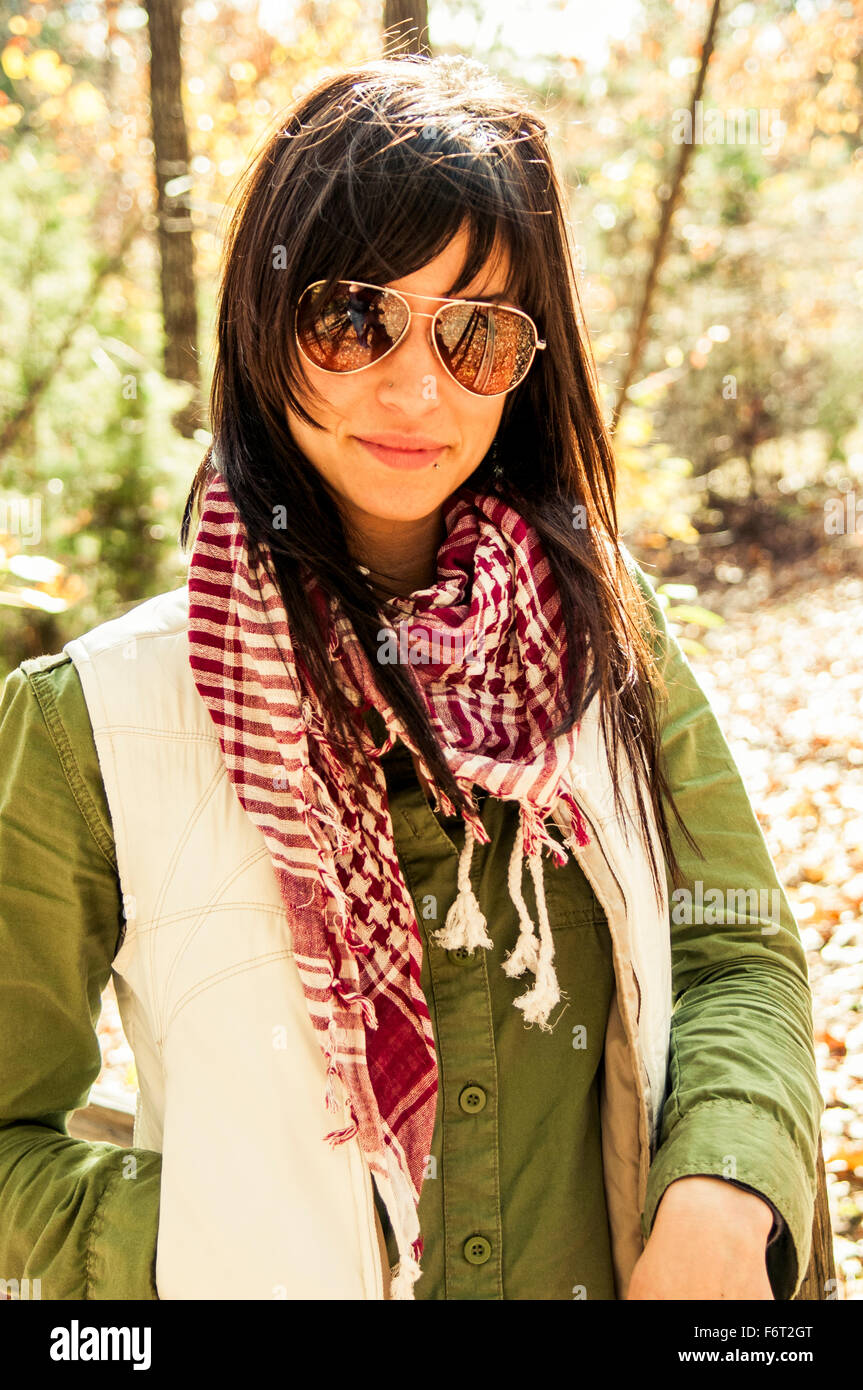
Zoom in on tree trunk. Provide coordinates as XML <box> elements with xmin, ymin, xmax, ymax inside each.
<box><xmin>383</xmin><ymin>0</ymin><xmax>431</xmax><ymax>56</ymax></box>
<box><xmin>611</xmin><ymin>0</ymin><xmax>723</xmax><ymax>432</ymax></box>
<box><xmin>144</xmin><ymin>0</ymin><xmax>202</xmax><ymax>438</ymax></box>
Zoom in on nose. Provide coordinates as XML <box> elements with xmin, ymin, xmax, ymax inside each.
<box><xmin>376</xmin><ymin>309</ymin><xmax>443</xmax><ymax>405</ymax></box>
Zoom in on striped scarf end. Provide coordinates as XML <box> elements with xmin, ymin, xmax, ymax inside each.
<box><xmin>324</xmin><ymin>1119</ymin><xmax>360</xmax><ymax>1146</ymax></box>
<box><xmin>561</xmin><ymin>791</ymin><xmax>591</xmax><ymax>848</ymax></box>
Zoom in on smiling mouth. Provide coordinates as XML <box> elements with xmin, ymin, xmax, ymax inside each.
<box><xmin>354</xmin><ymin>437</ymin><xmax>448</xmax><ymax>471</ymax></box>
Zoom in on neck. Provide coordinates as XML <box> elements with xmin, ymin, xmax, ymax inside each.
<box><xmin>349</xmin><ymin>506</ymin><xmax>448</xmax><ymax>600</ymax></box>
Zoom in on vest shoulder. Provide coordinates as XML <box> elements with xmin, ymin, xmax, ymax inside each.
<box><xmin>63</xmin><ymin>585</ymin><xmax>190</xmax><ymax>661</ymax></box>
<box><xmin>62</xmin><ymin>584</ymin><xmax>212</xmax><ymax>738</ymax></box>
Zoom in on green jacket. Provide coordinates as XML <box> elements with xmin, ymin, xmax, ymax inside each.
<box><xmin>0</xmin><ymin>559</ymin><xmax>823</xmax><ymax>1298</ymax></box>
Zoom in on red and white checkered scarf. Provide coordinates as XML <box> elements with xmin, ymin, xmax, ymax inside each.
<box><xmin>186</xmin><ymin>470</ymin><xmax>589</xmax><ymax>1299</ymax></box>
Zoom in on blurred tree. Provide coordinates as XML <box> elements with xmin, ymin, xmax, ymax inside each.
<box><xmin>144</xmin><ymin>0</ymin><xmax>202</xmax><ymax>437</ymax></box>
<box><xmin>383</xmin><ymin>0</ymin><xmax>430</xmax><ymax>56</ymax></box>
<box><xmin>611</xmin><ymin>0</ymin><xmax>723</xmax><ymax>431</ymax></box>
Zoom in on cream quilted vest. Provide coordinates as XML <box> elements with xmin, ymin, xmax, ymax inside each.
<box><xmin>64</xmin><ymin>583</ymin><xmax>672</xmax><ymax>1300</ymax></box>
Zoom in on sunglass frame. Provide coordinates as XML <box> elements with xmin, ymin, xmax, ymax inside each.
<box><xmin>294</xmin><ymin>278</ymin><xmax>547</xmax><ymax>398</ymax></box>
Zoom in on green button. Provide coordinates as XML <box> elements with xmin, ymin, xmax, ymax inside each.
<box><xmin>459</xmin><ymin>1084</ymin><xmax>487</xmax><ymax>1114</ymax></box>
<box><xmin>447</xmin><ymin>945</ymin><xmax>476</xmax><ymax>965</ymax></box>
<box><xmin>463</xmin><ymin>1234</ymin><xmax>492</xmax><ymax>1266</ymax></box>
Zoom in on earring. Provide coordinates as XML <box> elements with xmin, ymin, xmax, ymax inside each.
<box><xmin>491</xmin><ymin>434</ymin><xmax>503</xmax><ymax>482</ymax></box>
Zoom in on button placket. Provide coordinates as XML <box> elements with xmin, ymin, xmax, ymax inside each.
<box><xmin>402</xmin><ymin>793</ymin><xmax>503</xmax><ymax>1296</ymax></box>
<box><xmin>384</xmin><ymin>752</ymin><xmax>504</xmax><ymax>1297</ymax></box>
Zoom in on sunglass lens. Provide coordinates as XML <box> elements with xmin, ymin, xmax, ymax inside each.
<box><xmin>296</xmin><ymin>282</ymin><xmax>407</xmax><ymax>371</ymax></box>
<box><xmin>434</xmin><ymin>304</ymin><xmax>535</xmax><ymax>395</ymax></box>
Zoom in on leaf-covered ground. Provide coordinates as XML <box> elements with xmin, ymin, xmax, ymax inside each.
<box><xmin>677</xmin><ymin>550</ymin><xmax>863</xmax><ymax>1301</ymax></box>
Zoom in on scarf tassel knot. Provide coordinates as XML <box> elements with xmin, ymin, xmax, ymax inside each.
<box><xmin>500</xmin><ymin>803</ymin><xmax>570</xmax><ymax>1032</ymax></box>
<box><xmin>431</xmin><ymin>818</ymin><xmax>494</xmax><ymax>953</ymax></box>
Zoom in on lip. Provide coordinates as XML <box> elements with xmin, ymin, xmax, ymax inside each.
<box><xmin>354</xmin><ymin>434</ymin><xmax>447</xmax><ymax>471</ymax></box>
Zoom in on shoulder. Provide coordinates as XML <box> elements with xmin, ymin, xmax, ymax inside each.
<box><xmin>63</xmin><ymin>584</ymin><xmax>190</xmax><ymax>664</ymax></box>
<box><xmin>617</xmin><ymin>540</ymin><xmax>662</xmax><ymax>605</ymax></box>
<box><xmin>2</xmin><ymin>651</ymin><xmax>73</xmax><ymax>726</ymax></box>
<box><xmin>2</xmin><ymin>651</ymin><xmax>116</xmax><ymax>867</ymax></box>
<box><xmin>614</xmin><ymin>540</ymin><xmax>674</xmax><ymax>666</ymax></box>
<box><xmin>4</xmin><ymin>647</ymin><xmax>73</xmax><ymax>700</ymax></box>
<box><xmin>11</xmin><ymin>650</ymin><xmax>93</xmax><ymax>746</ymax></box>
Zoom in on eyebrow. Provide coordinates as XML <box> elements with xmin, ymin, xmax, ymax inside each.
<box><xmin>372</xmin><ymin>282</ymin><xmax>518</xmax><ymax>306</ymax></box>
<box><xmin>445</xmin><ymin>288</ymin><xmax>513</xmax><ymax>304</ymax></box>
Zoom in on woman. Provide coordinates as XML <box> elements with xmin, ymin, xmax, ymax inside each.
<box><xmin>0</xmin><ymin>54</ymin><xmax>822</xmax><ymax>1301</ymax></box>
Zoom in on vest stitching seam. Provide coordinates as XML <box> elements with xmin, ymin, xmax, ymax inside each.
<box><xmin>164</xmin><ymin>949</ymin><xmax>296</xmax><ymax>1030</ymax></box>
<box><xmin>150</xmin><ymin>761</ymin><xmax>245</xmax><ymax>1038</ymax></box>
<box><xmin>157</xmin><ymin>831</ymin><xmax>273</xmax><ymax>1034</ymax></box>
<box><xmin>127</xmin><ymin>901</ymin><xmax>291</xmax><ymax>932</ymax></box>
<box><xmin>89</xmin><ymin>725</ymin><xmax>220</xmax><ymax>742</ymax></box>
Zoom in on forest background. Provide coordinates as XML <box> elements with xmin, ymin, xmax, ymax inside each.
<box><xmin>1</xmin><ymin>0</ymin><xmax>862</xmax><ymax>1298</ymax></box>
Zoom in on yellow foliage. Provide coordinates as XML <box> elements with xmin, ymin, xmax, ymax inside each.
<box><xmin>27</xmin><ymin>48</ymin><xmax>73</xmax><ymax>95</ymax></box>
<box><xmin>661</xmin><ymin>512</ymin><xmax>700</xmax><ymax>543</ymax></box>
<box><xmin>229</xmin><ymin>60</ymin><xmax>257</xmax><ymax>84</ymax></box>
<box><xmin>37</xmin><ymin>95</ymin><xmax>62</xmax><ymax>121</ymax></box>
<box><xmin>616</xmin><ymin>406</ymin><xmax>653</xmax><ymax>446</ymax></box>
<box><xmin>66</xmin><ymin>81</ymin><xmax>108</xmax><ymax>125</ymax></box>
<box><xmin>1</xmin><ymin>43</ymin><xmax>27</xmax><ymax>80</ymax></box>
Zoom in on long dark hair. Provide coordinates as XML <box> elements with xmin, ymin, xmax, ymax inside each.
<box><xmin>180</xmin><ymin>53</ymin><xmax>701</xmax><ymax>897</ymax></box>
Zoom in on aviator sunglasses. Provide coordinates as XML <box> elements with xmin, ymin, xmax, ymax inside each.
<box><xmin>294</xmin><ymin>279</ymin><xmax>546</xmax><ymax>397</ymax></box>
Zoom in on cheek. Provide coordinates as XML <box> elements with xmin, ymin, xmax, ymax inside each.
<box><xmin>465</xmin><ymin>396</ymin><xmax>506</xmax><ymax>442</ymax></box>
<box><xmin>285</xmin><ymin>375</ymin><xmax>354</xmax><ymax>455</ymax></box>
<box><xmin>296</xmin><ymin>371</ymin><xmax>351</xmax><ymax>423</ymax></box>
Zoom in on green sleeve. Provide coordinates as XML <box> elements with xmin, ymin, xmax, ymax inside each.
<box><xmin>624</xmin><ymin>554</ymin><xmax>823</xmax><ymax>1301</ymax></box>
<box><xmin>0</xmin><ymin>657</ymin><xmax>162</xmax><ymax>1300</ymax></box>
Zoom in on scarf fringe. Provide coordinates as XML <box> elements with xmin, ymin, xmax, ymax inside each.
<box><xmin>377</xmin><ymin>1150</ymin><xmax>426</xmax><ymax>1299</ymax></box>
<box><xmin>507</xmin><ymin>805</ymin><xmax>576</xmax><ymax>1030</ymax></box>
<box><xmin>323</xmin><ymin>1043</ymin><xmax>360</xmax><ymax>1146</ymax></box>
<box><xmin>498</xmin><ymin>805</ymin><xmax>561</xmax><ymax>1028</ymax></box>
<box><xmin>560</xmin><ymin>789</ymin><xmax>591</xmax><ymax>848</ymax></box>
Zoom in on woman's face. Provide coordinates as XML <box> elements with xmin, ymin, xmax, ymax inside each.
<box><xmin>286</xmin><ymin>225</ymin><xmax>511</xmax><ymax>534</ymax></box>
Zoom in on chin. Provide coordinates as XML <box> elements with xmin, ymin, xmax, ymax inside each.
<box><xmin>342</xmin><ymin>474</ymin><xmax>461</xmax><ymax>522</ymax></box>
